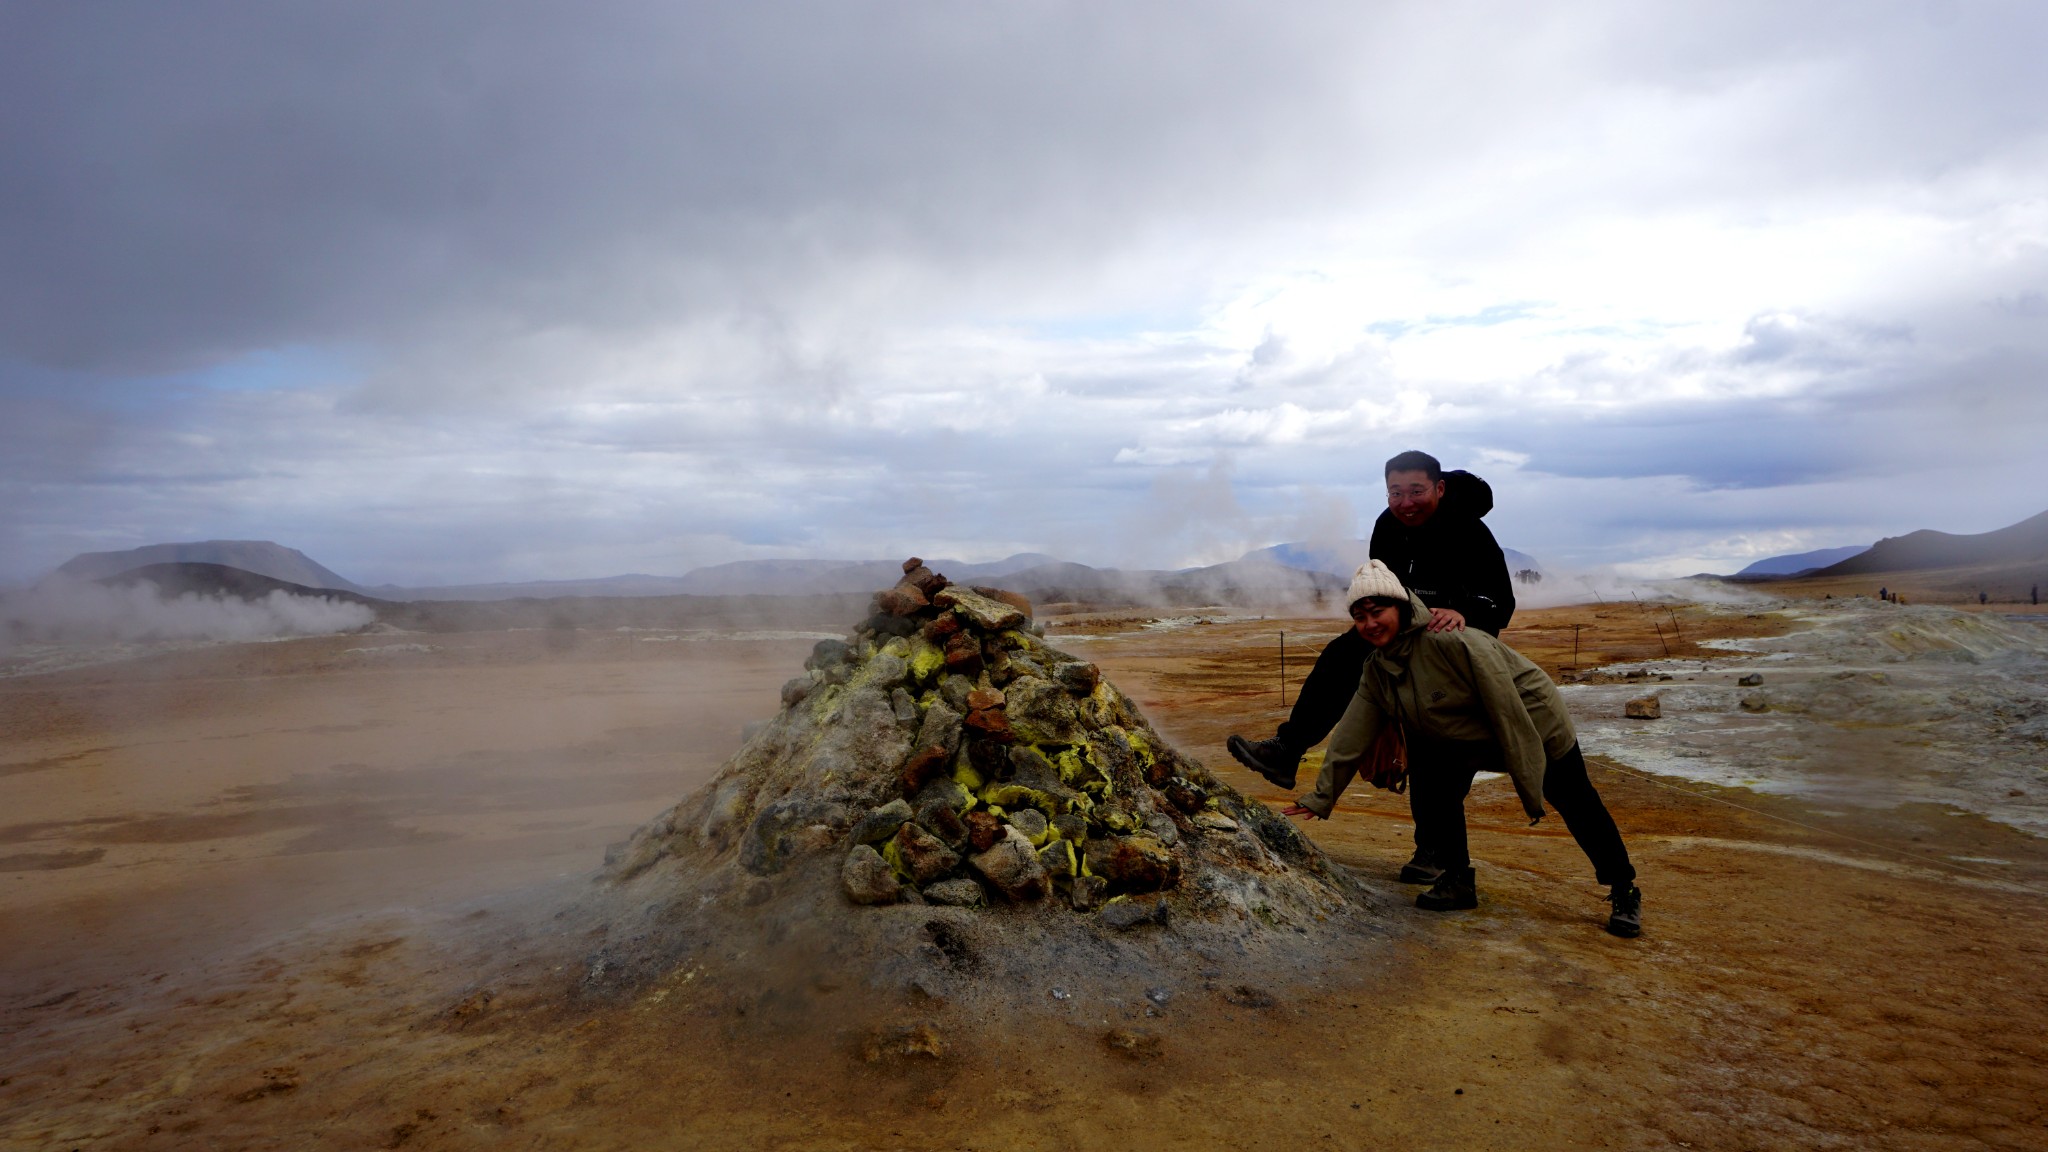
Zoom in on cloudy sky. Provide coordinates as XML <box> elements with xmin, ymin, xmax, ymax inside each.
<box><xmin>3</xmin><ymin>1</ymin><xmax>2043</xmax><ymax>586</ymax></box>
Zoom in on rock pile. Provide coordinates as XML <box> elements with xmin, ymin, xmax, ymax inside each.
<box><xmin>605</xmin><ymin>558</ymin><xmax>1346</xmax><ymax>929</ymax></box>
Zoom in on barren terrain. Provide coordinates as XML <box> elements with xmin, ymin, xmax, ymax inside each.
<box><xmin>3</xmin><ymin>599</ymin><xmax>2046</xmax><ymax>1150</ymax></box>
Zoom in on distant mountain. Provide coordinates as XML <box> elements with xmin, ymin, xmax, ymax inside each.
<box><xmin>1244</xmin><ymin>539</ymin><xmax>1544</xmax><ymax>580</ymax></box>
<box><xmin>52</xmin><ymin>541</ymin><xmax>363</xmax><ymax>592</ymax></box>
<box><xmin>1735</xmin><ymin>545</ymin><xmax>1870</xmax><ymax>578</ymax></box>
<box><xmin>1815</xmin><ymin>509</ymin><xmax>2048</xmax><ymax>576</ymax></box>
<box><xmin>94</xmin><ymin>562</ymin><xmax>386</xmax><ymax>606</ymax></box>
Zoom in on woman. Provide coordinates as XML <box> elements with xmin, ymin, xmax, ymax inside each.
<box><xmin>1285</xmin><ymin>560</ymin><xmax>1642</xmax><ymax>937</ymax></box>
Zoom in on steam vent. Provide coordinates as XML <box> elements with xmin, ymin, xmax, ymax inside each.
<box><xmin>591</xmin><ymin>558</ymin><xmax>1372</xmax><ymax>1012</ymax></box>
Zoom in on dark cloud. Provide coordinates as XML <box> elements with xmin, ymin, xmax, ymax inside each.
<box><xmin>2</xmin><ymin>2</ymin><xmax>2045</xmax><ymax>582</ymax></box>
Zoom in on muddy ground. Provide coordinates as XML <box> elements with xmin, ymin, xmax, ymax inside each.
<box><xmin>2</xmin><ymin>601</ymin><xmax>2045</xmax><ymax>1150</ymax></box>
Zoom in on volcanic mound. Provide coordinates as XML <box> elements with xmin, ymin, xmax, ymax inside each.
<box><xmin>577</xmin><ymin>560</ymin><xmax>1378</xmax><ymax>1024</ymax></box>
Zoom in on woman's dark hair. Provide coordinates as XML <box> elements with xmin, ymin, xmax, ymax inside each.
<box><xmin>1349</xmin><ymin>594</ymin><xmax>1413</xmax><ymax>628</ymax></box>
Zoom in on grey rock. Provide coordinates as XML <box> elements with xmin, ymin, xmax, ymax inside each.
<box><xmin>1738</xmin><ymin>672</ymin><xmax>1764</xmax><ymax>687</ymax></box>
<box><xmin>780</xmin><ymin>676</ymin><xmax>814</xmax><ymax>707</ymax></box>
<box><xmin>1740</xmin><ymin>694</ymin><xmax>1770</xmax><ymax>713</ymax></box>
<box><xmin>922</xmin><ymin>878</ymin><xmax>985</xmax><ymax>908</ymax></box>
<box><xmin>1099</xmin><ymin>896</ymin><xmax>1170</xmax><ymax>930</ymax></box>
<box><xmin>912</xmin><ymin>699</ymin><xmax>963</xmax><ymax>757</ymax></box>
<box><xmin>1624</xmin><ymin>695</ymin><xmax>1662</xmax><ymax>719</ymax></box>
<box><xmin>1070</xmin><ymin>874</ymin><xmax>1110</xmax><ymax>912</ymax></box>
<box><xmin>1143</xmin><ymin>813</ymin><xmax>1181</xmax><ymax>847</ymax></box>
<box><xmin>914</xmin><ymin>776</ymin><xmax>972</xmax><ymax>813</ymax></box>
<box><xmin>1008</xmin><ymin>807</ymin><xmax>1049</xmax><ymax>842</ymax></box>
<box><xmin>851</xmin><ymin>798</ymin><xmax>914</xmax><ymax>844</ymax></box>
<box><xmin>842</xmin><ymin>844</ymin><xmax>902</xmax><ymax>905</ymax></box>
<box><xmin>807</xmin><ymin>638</ymin><xmax>851</xmax><ymax>669</ymax></box>
<box><xmin>1003</xmin><ymin>675</ymin><xmax>1084</xmax><ymax>743</ymax></box>
<box><xmin>934</xmin><ymin>586</ymin><xmax>1027</xmax><ymax>632</ymax></box>
<box><xmin>890</xmin><ymin>687</ymin><xmax>921</xmax><ymax>726</ymax></box>
<box><xmin>938</xmin><ymin>673</ymin><xmax>974</xmax><ymax>713</ymax></box>
<box><xmin>1053</xmin><ymin>812</ymin><xmax>1090</xmax><ymax>843</ymax></box>
<box><xmin>740</xmin><ymin>796</ymin><xmax>849</xmax><ymax>875</ymax></box>
<box><xmin>867</xmin><ymin>652</ymin><xmax>909</xmax><ymax>690</ymax></box>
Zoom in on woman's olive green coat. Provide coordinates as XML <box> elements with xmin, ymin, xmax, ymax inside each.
<box><xmin>1298</xmin><ymin>590</ymin><xmax>1577</xmax><ymax>820</ymax></box>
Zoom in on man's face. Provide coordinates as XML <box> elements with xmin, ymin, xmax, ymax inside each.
<box><xmin>1386</xmin><ymin>469</ymin><xmax>1444</xmax><ymax>527</ymax></box>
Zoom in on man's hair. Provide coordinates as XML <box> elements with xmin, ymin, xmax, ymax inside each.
<box><xmin>1384</xmin><ymin>450</ymin><xmax>1442</xmax><ymax>481</ymax></box>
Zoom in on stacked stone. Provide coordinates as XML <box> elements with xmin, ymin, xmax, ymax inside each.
<box><xmin>819</xmin><ymin>558</ymin><xmax>1224</xmax><ymax>915</ymax></box>
<box><xmin>604</xmin><ymin>556</ymin><xmax>1332</xmax><ymax>934</ymax></box>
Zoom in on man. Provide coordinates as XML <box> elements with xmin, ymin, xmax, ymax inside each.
<box><xmin>1227</xmin><ymin>449</ymin><xmax>1515</xmax><ymax>883</ymax></box>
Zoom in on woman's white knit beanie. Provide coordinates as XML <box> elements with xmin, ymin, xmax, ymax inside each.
<box><xmin>1347</xmin><ymin>559</ymin><xmax>1408</xmax><ymax>606</ymax></box>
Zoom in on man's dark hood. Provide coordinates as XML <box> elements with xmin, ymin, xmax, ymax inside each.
<box><xmin>1438</xmin><ymin>470</ymin><xmax>1494</xmax><ymax>521</ymax></box>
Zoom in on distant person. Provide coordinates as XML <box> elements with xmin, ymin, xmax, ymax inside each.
<box><xmin>1879</xmin><ymin>586</ymin><xmax>1889</xmax><ymax>602</ymax></box>
<box><xmin>1284</xmin><ymin>561</ymin><xmax>1641</xmax><ymax>937</ymax></box>
<box><xmin>1980</xmin><ymin>591</ymin><xmax>1988</xmax><ymax>606</ymax></box>
<box><xmin>1228</xmin><ymin>449</ymin><xmax>1514</xmax><ymax>885</ymax></box>
<box><xmin>2033</xmin><ymin>584</ymin><xmax>2038</xmax><ymax>606</ymax></box>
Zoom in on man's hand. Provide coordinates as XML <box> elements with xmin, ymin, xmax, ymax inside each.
<box><xmin>1281</xmin><ymin>803</ymin><xmax>1323</xmax><ymax>821</ymax></box>
<box><xmin>1426</xmin><ymin>606</ymin><xmax>1467</xmax><ymax>633</ymax></box>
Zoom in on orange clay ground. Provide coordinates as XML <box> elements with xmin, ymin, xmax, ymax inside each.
<box><xmin>3</xmin><ymin>603</ymin><xmax>2045</xmax><ymax>1151</ymax></box>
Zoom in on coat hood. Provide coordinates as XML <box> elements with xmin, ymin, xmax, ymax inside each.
<box><xmin>1439</xmin><ymin>470</ymin><xmax>1494</xmax><ymax>520</ymax></box>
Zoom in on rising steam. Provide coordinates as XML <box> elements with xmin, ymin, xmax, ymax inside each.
<box><xmin>0</xmin><ymin>579</ymin><xmax>376</xmax><ymax>650</ymax></box>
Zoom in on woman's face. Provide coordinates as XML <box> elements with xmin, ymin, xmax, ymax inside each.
<box><xmin>1349</xmin><ymin>600</ymin><xmax>1404</xmax><ymax>647</ymax></box>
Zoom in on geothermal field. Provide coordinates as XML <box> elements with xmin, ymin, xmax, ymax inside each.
<box><xmin>3</xmin><ymin>576</ymin><xmax>2046</xmax><ymax>1150</ymax></box>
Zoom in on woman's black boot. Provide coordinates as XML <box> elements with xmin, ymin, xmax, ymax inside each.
<box><xmin>1415</xmin><ymin>866</ymin><xmax>1477</xmax><ymax>911</ymax></box>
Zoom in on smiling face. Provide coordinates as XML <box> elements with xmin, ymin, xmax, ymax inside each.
<box><xmin>1349</xmin><ymin>598</ymin><xmax>1405</xmax><ymax>647</ymax></box>
<box><xmin>1386</xmin><ymin>469</ymin><xmax>1445</xmax><ymax>528</ymax></box>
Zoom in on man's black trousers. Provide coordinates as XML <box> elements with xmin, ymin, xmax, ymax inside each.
<box><xmin>1407</xmin><ymin>736</ymin><xmax>1636</xmax><ymax>886</ymax></box>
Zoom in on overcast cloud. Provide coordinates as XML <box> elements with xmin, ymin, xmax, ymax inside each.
<box><xmin>3</xmin><ymin>1</ymin><xmax>2043</xmax><ymax>585</ymax></box>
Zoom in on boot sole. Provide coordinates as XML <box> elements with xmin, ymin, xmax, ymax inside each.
<box><xmin>1397</xmin><ymin>865</ymin><xmax>1444</xmax><ymax>884</ymax></box>
<box><xmin>1226</xmin><ymin>736</ymin><xmax>1296</xmax><ymax>790</ymax></box>
<box><xmin>1605</xmin><ymin>918</ymin><xmax>1641</xmax><ymax>938</ymax></box>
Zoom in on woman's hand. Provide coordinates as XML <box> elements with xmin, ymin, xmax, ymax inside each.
<box><xmin>1426</xmin><ymin>606</ymin><xmax>1467</xmax><ymax>632</ymax></box>
<box><xmin>1281</xmin><ymin>803</ymin><xmax>1322</xmax><ymax>821</ymax></box>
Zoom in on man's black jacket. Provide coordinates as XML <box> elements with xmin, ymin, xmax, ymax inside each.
<box><xmin>1368</xmin><ymin>470</ymin><xmax>1515</xmax><ymax>636</ymax></box>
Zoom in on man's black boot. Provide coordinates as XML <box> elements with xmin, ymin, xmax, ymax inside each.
<box><xmin>1415</xmin><ymin>867</ymin><xmax>1477</xmax><ymax>912</ymax></box>
<box><xmin>1397</xmin><ymin>849</ymin><xmax>1444</xmax><ymax>884</ymax></box>
<box><xmin>1605</xmin><ymin>884</ymin><xmax>1642</xmax><ymax>938</ymax></box>
<box><xmin>1226</xmin><ymin>735</ymin><xmax>1300</xmax><ymax>790</ymax></box>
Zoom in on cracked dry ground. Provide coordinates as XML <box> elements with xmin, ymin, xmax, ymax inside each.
<box><xmin>3</xmin><ymin>607</ymin><xmax>2046</xmax><ymax>1150</ymax></box>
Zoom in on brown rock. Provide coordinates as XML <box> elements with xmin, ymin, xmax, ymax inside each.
<box><xmin>969</xmin><ymin>826</ymin><xmax>1051</xmax><ymax>902</ymax></box>
<box><xmin>900</xmin><ymin>745</ymin><xmax>951</xmax><ymax>792</ymax></box>
<box><xmin>1088</xmin><ymin>834</ymin><xmax>1181</xmax><ymax>893</ymax></box>
<box><xmin>877</xmin><ymin>585</ymin><xmax>929</xmax><ymax>617</ymax></box>
<box><xmin>942</xmin><ymin>632</ymin><xmax>984</xmax><ymax>677</ymax></box>
<box><xmin>972</xmin><ymin>585</ymin><xmax>1034</xmax><ymax>620</ymax></box>
<box><xmin>1052</xmin><ymin>662</ymin><xmax>1099</xmax><ymax>695</ymax></box>
<box><xmin>1624</xmin><ymin>695</ymin><xmax>1662</xmax><ymax>719</ymax></box>
<box><xmin>963</xmin><ymin>708</ymin><xmax>1012</xmax><ymax>740</ymax></box>
<box><xmin>903</xmin><ymin>557</ymin><xmax>924</xmax><ymax>573</ymax></box>
<box><xmin>922</xmin><ymin>613</ymin><xmax>962</xmax><ymax>642</ymax></box>
<box><xmin>916</xmin><ymin>798</ymin><xmax>968</xmax><ymax>847</ymax></box>
<box><xmin>892</xmin><ymin>822</ymin><xmax>962</xmax><ymax>887</ymax></box>
<box><xmin>964</xmin><ymin>810</ymin><xmax>1005</xmax><ymax>852</ymax></box>
<box><xmin>1162</xmin><ymin>777</ymin><xmax>1207</xmax><ymax>814</ymax></box>
<box><xmin>965</xmin><ymin>685</ymin><xmax>1005</xmax><ymax>712</ymax></box>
